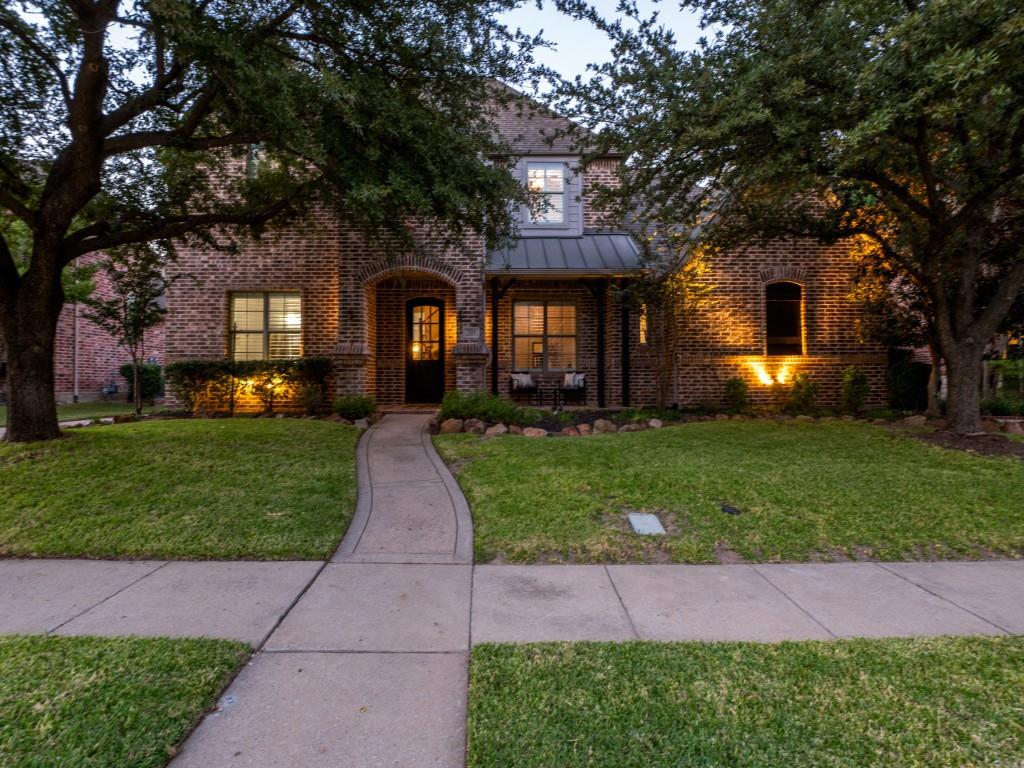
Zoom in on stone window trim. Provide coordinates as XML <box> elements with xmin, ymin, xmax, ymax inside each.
<box><xmin>511</xmin><ymin>299</ymin><xmax>578</xmax><ymax>372</ymax></box>
<box><xmin>228</xmin><ymin>290</ymin><xmax>304</xmax><ymax>361</ymax></box>
<box><xmin>763</xmin><ymin>279</ymin><xmax>806</xmax><ymax>357</ymax></box>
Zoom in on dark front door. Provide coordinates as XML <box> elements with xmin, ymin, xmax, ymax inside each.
<box><xmin>406</xmin><ymin>298</ymin><xmax>445</xmax><ymax>403</ymax></box>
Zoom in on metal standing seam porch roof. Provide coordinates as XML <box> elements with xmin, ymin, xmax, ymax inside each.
<box><xmin>485</xmin><ymin>233</ymin><xmax>642</xmax><ymax>276</ymax></box>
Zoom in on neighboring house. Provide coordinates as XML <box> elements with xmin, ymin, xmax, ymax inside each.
<box><xmin>0</xmin><ymin>254</ymin><xmax>166</xmax><ymax>404</ymax></box>
<box><xmin>164</xmin><ymin>89</ymin><xmax>886</xmax><ymax>410</ymax></box>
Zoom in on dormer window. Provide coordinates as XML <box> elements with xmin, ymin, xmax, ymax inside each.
<box><xmin>527</xmin><ymin>162</ymin><xmax>565</xmax><ymax>224</ymax></box>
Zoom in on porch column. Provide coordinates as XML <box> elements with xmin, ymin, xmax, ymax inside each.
<box><xmin>594</xmin><ymin>279</ymin><xmax>607</xmax><ymax>408</ymax></box>
<box><xmin>452</xmin><ymin>276</ymin><xmax>489</xmax><ymax>392</ymax></box>
<box><xmin>620</xmin><ymin>278</ymin><xmax>631</xmax><ymax>407</ymax></box>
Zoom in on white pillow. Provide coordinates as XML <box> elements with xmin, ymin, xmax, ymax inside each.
<box><xmin>511</xmin><ymin>372</ymin><xmax>534</xmax><ymax>390</ymax></box>
<box><xmin>563</xmin><ymin>372</ymin><xmax>585</xmax><ymax>388</ymax></box>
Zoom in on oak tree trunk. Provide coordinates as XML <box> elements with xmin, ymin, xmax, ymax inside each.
<box><xmin>1</xmin><ymin>246</ymin><xmax>65</xmax><ymax>442</ymax></box>
<box><xmin>944</xmin><ymin>345</ymin><xmax>983</xmax><ymax>434</ymax></box>
<box><xmin>3</xmin><ymin>303</ymin><xmax>62</xmax><ymax>442</ymax></box>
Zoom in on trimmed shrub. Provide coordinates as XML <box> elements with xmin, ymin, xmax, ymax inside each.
<box><xmin>333</xmin><ymin>394</ymin><xmax>376</xmax><ymax>420</ymax></box>
<box><xmin>723</xmin><ymin>377</ymin><xmax>749</xmax><ymax>411</ymax></box>
<box><xmin>785</xmin><ymin>373</ymin><xmax>819</xmax><ymax>414</ymax></box>
<box><xmin>839</xmin><ymin>365</ymin><xmax>870</xmax><ymax>414</ymax></box>
<box><xmin>118</xmin><ymin>363</ymin><xmax>163</xmax><ymax>401</ymax></box>
<box><xmin>887</xmin><ymin>358</ymin><xmax>931</xmax><ymax>411</ymax></box>
<box><xmin>439</xmin><ymin>390</ymin><xmax>528</xmax><ymax>425</ymax></box>
<box><xmin>164</xmin><ymin>358</ymin><xmax>332</xmax><ymax>414</ymax></box>
<box><xmin>981</xmin><ymin>396</ymin><xmax>1023</xmax><ymax>417</ymax></box>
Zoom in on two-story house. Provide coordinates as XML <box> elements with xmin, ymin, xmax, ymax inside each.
<box><xmin>164</xmin><ymin>88</ymin><xmax>887</xmax><ymax>410</ymax></box>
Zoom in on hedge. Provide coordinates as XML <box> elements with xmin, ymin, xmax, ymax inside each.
<box><xmin>164</xmin><ymin>358</ymin><xmax>332</xmax><ymax>415</ymax></box>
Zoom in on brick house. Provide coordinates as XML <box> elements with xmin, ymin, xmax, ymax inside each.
<box><xmin>0</xmin><ymin>253</ymin><xmax>165</xmax><ymax>405</ymax></box>
<box><xmin>164</xmin><ymin>90</ymin><xmax>886</xmax><ymax>410</ymax></box>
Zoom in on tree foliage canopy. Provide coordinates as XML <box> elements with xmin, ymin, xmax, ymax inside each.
<box><xmin>0</xmin><ymin>0</ymin><xmax>538</xmax><ymax>276</ymax></box>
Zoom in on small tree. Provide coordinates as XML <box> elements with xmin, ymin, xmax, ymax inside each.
<box><xmin>83</xmin><ymin>247</ymin><xmax>173</xmax><ymax>415</ymax></box>
<box><xmin>622</xmin><ymin>236</ymin><xmax>713</xmax><ymax>407</ymax></box>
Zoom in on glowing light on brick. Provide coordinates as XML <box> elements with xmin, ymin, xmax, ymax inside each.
<box><xmin>776</xmin><ymin>365</ymin><xmax>791</xmax><ymax>384</ymax></box>
<box><xmin>749</xmin><ymin>361</ymin><xmax>774</xmax><ymax>386</ymax></box>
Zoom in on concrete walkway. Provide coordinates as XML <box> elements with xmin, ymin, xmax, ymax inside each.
<box><xmin>170</xmin><ymin>413</ymin><xmax>474</xmax><ymax>767</ymax></box>
<box><xmin>1</xmin><ymin>413</ymin><xmax>1022</xmax><ymax>766</ymax></box>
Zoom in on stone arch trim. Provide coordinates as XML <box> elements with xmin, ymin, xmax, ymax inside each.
<box><xmin>358</xmin><ymin>253</ymin><xmax>463</xmax><ymax>287</ymax></box>
<box><xmin>759</xmin><ymin>266</ymin><xmax>808</xmax><ymax>285</ymax></box>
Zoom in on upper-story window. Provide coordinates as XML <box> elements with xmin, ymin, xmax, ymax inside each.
<box><xmin>230</xmin><ymin>291</ymin><xmax>302</xmax><ymax>360</ymax></box>
<box><xmin>765</xmin><ymin>282</ymin><xmax>803</xmax><ymax>355</ymax></box>
<box><xmin>526</xmin><ymin>162</ymin><xmax>565</xmax><ymax>224</ymax></box>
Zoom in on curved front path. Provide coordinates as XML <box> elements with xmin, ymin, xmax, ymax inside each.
<box><xmin>171</xmin><ymin>414</ymin><xmax>475</xmax><ymax>767</ymax></box>
<box><xmin>334</xmin><ymin>413</ymin><xmax>473</xmax><ymax>564</ymax></box>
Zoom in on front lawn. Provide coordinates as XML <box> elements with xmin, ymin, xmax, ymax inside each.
<box><xmin>0</xmin><ymin>635</ymin><xmax>248</xmax><ymax>768</ymax></box>
<box><xmin>0</xmin><ymin>418</ymin><xmax>358</xmax><ymax>559</ymax></box>
<box><xmin>436</xmin><ymin>420</ymin><xmax>1024</xmax><ymax>563</ymax></box>
<box><xmin>0</xmin><ymin>401</ymin><xmax>160</xmax><ymax>425</ymax></box>
<box><xmin>469</xmin><ymin>637</ymin><xmax>1024</xmax><ymax>768</ymax></box>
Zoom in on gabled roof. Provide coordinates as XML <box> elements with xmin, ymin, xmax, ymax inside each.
<box><xmin>485</xmin><ymin>233</ymin><xmax>642</xmax><ymax>275</ymax></box>
<box><xmin>487</xmin><ymin>82</ymin><xmax>619</xmax><ymax>157</ymax></box>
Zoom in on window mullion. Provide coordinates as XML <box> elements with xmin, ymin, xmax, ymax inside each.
<box><xmin>263</xmin><ymin>293</ymin><xmax>270</xmax><ymax>359</ymax></box>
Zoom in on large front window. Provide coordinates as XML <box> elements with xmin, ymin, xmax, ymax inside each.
<box><xmin>526</xmin><ymin>162</ymin><xmax>565</xmax><ymax>224</ymax></box>
<box><xmin>230</xmin><ymin>292</ymin><xmax>302</xmax><ymax>360</ymax></box>
<box><xmin>513</xmin><ymin>301</ymin><xmax>576</xmax><ymax>370</ymax></box>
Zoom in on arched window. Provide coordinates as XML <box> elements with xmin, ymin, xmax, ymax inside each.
<box><xmin>765</xmin><ymin>282</ymin><xmax>803</xmax><ymax>355</ymax></box>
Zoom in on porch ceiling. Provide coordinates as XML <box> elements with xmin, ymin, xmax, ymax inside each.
<box><xmin>485</xmin><ymin>233</ymin><xmax>642</xmax><ymax>276</ymax></box>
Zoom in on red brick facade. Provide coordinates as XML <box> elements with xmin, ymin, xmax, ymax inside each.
<box><xmin>0</xmin><ymin>253</ymin><xmax>166</xmax><ymax>404</ymax></box>
<box><xmin>163</xmin><ymin>98</ymin><xmax>886</xmax><ymax>411</ymax></box>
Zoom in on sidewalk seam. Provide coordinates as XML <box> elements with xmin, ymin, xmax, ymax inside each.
<box><xmin>873</xmin><ymin>562</ymin><xmax>1011</xmax><ymax>635</ymax></box>
<box><xmin>604</xmin><ymin>565</ymin><xmax>641</xmax><ymax>640</ymax></box>
<box><xmin>47</xmin><ymin>559</ymin><xmax>171</xmax><ymax>635</ymax></box>
<box><xmin>750</xmin><ymin>564</ymin><xmax>838</xmax><ymax>639</ymax></box>
<box><xmin>253</xmin><ymin>559</ymin><xmax>332</xmax><ymax>652</ymax></box>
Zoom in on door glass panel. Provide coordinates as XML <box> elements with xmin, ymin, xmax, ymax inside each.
<box><xmin>410</xmin><ymin>304</ymin><xmax>441</xmax><ymax>361</ymax></box>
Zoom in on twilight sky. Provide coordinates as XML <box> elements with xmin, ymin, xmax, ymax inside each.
<box><xmin>499</xmin><ymin>1</ymin><xmax>706</xmax><ymax>83</ymax></box>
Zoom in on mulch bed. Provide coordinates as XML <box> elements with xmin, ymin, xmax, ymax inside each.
<box><xmin>910</xmin><ymin>429</ymin><xmax>1024</xmax><ymax>459</ymax></box>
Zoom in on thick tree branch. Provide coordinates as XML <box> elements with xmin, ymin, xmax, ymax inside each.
<box><xmin>0</xmin><ymin>11</ymin><xmax>73</xmax><ymax>108</ymax></box>
<box><xmin>103</xmin><ymin>130</ymin><xmax>262</xmax><ymax>157</ymax></box>
<box><xmin>61</xmin><ymin>181</ymin><xmax>319</xmax><ymax>260</ymax></box>
<box><xmin>846</xmin><ymin>169</ymin><xmax>930</xmax><ymax>219</ymax></box>
<box><xmin>973</xmin><ymin>258</ymin><xmax>1024</xmax><ymax>339</ymax></box>
<box><xmin>0</xmin><ymin>190</ymin><xmax>34</xmax><ymax>225</ymax></box>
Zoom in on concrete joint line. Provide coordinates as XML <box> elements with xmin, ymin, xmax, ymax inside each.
<box><xmin>873</xmin><ymin>562</ymin><xmax>1011</xmax><ymax>635</ymax></box>
<box><xmin>47</xmin><ymin>560</ymin><xmax>171</xmax><ymax>635</ymax></box>
<box><xmin>603</xmin><ymin>565</ymin><xmax>641</xmax><ymax>640</ymax></box>
<box><xmin>749</xmin><ymin>564</ymin><xmax>838</xmax><ymax>639</ymax></box>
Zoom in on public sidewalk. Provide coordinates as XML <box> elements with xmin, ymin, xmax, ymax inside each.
<box><xmin>0</xmin><ymin>413</ymin><xmax>1021</xmax><ymax>766</ymax></box>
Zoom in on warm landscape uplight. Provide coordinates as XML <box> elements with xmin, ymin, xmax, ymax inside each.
<box><xmin>749</xmin><ymin>361</ymin><xmax>775</xmax><ymax>386</ymax></box>
<box><xmin>748</xmin><ymin>360</ymin><xmax>795</xmax><ymax>386</ymax></box>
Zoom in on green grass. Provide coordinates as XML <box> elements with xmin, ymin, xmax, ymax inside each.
<box><xmin>0</xmin><ymin>418</ymin><xmax>358</xmax><ymax>559</ymax></box>
<box><xmin>0</xmin><ymin>401</ymin><xmax>161</xmax><ymax>425</ymax></box>
<box><xmin>0</xmin><ymin>634</ymin><xmax>248</xmax><ymax>768</ymax></box>
<box><xmin>436</xmin><ymin>420</ymin><xmax>1024</xmax><ymax>563</ymax></box>
<box><xmin>469</xmin><ymin>638</ymin><xmax>1024</xmax><ymax>768</ymax></box>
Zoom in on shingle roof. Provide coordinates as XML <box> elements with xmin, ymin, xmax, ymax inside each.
<box><xmin>487</xmin><ymin>82</ymin><xmax>616</xmax><ymax>156</ymax></box>
<box><xmin>485</xmin><ymin>233</ymin><xmax>642</xmax><ymax>275</ymax></box>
